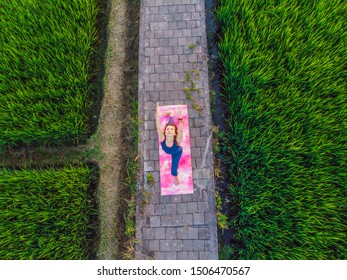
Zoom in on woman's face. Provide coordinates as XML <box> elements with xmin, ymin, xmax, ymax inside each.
<box><xmin>165</xmin><ymin>125</ymin><xmax>176</xmax><ymax>136</ymax></box>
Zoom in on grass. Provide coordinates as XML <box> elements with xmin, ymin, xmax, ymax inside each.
<box><xmin>216</xmin><ymin>0</ymin><xmax>347</xmax><ymax>259</ymax></box>
<box><xmin>122</xmin><ymin>98</ymin><xmax>140</xmax><ymax>259</ymax></box>
<box><xmin>0</xmin><ymin>164</ymin><xmax>97</xmax><ymax>259</ymax></box>
<box><xmin>122</xmin><ymin>154</ymin><xmax>139</xmax><ymax>259</ymax></box>
<box><xmin>0</xmin><ymin>0</ymin><xmax>99</xmax><ymax>150</ymax></box>
<box><xmin>181</xmin><ymin>69</ymin><xmax>203</xmax><ymax>114</ymax></box>
<box><xmin>0</xmin><ymin>0</ymin><xmax>141</xmax><ymax>260</ymax></box>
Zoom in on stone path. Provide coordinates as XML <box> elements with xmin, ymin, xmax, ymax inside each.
<box><xmin>136</xmin><ymin>0</ymin><xmax>217</xmax><ymax>260</ymax></box>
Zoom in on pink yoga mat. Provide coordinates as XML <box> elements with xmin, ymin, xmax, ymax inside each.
<box><xmin>158</xmin><ymin>105</ymin><xmax>194</xmax><ymax>195</ymax></box>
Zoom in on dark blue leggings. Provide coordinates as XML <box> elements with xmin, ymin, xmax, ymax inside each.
<box><xmin>161</xmin><ymin>140</ymin><xmax>182</xmax><ymax>176</ymax></box>
<box><xmin>170</xmin><ymin>146</ymin><xmax>182</xmax><ymax>176</ymax></box>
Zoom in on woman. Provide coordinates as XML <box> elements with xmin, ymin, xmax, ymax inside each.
<box><xmin>156</xmin><ymin>103</ymin><xmax>183</xmax><ymax>185</ymax></box>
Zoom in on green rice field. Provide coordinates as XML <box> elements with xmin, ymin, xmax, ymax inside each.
<box><xmin>0</xmin><ymin>165</ymin><xmax>97</xmax><ymax>259</ymax></box>
<box><xmin>0</xmin><ymin>0</ymin><xmax>98</xmax><ymax>150</ymax></box>
<box><xmin>216</xmin><ymin>0</ymin><xmax>347</xmax><ymax>259</ymax></box>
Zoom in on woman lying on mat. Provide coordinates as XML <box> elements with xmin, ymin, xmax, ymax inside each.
<box><xmin>156</xmin><ymin>103</ymin><xmax>183</xmax><ymax>185</ymax></box>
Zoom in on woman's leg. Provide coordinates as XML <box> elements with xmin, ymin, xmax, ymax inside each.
<box><xmin>171</xmin><ymin>147</ymin><xmax>183</xmax><ymax>183</ymax></box>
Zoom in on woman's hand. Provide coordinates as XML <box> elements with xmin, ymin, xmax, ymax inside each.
<box><xmin>178</xmin><ymin>106</ymin><xmax>182</xmax><ymax>119</ymax></box>
<box><xmin>156</xmin><ymin>102</ymin><xmax>160</xmax><ymax>116</ymax></box>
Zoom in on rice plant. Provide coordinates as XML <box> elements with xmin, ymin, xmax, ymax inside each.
<box><xmin>216</xmin><ymin>0</ymin><xmax>347</xmax><ymax>259</ymax></box>
<box><xmin>0</xmin><ymin>164</ymin><xmax>97</xmax><ymax>259</ymax></box>
<box><xmin>0</xmin><ymin>0</ymin><xmax>99</xmax><ymax>150</ymax></box>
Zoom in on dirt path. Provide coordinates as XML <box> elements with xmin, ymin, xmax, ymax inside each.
<box><xmin>93</xmin><ymin>0</ymin><xmax>139</xmax><ymax>259</ymax></box>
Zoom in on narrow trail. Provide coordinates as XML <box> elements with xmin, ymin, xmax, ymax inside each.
<box><xmin>94</xmin><ymin>0</ymin><xmax>139</xmax><ymax>259</ymax></box>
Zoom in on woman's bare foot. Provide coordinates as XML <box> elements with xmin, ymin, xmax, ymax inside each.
<box><xmin>163</xmin><ymin>110</ymin><xmax>174</xmax><ymax>117</ymax></box>
<box><xmin>174</xmin><ymin>176</ymin><xmax>180</xmax><ymax>185</ymax></box>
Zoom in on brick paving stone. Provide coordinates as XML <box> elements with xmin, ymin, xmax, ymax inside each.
<box><xmin>149</xmin><ymin>6</ymin><xmax>159</xmax><ymax>13</ymax></box>
<box><xmin>159</xmin><ymin>5</ymin><xmax>168</xmax><ymax>13</ymax></box>
<box><xmin>165</xmin><ymin>203</ymin><xmax>176</xmax><ymax>215</ymax></box>
<box><xmin>150</xmin><ymin>55</ymin><xmax>160</xmax><ymax>64</ymax></box>
<box><xmin>178</xmin><ymin>54</ymin><xmax>188</xmax><ymax>63</ymax></box>
<box><xmin>191</xmin><ymin>147</ymin><xmax>201</xmax><ymax>158</ymax></box>
<box><xmin>164</xmin><ymin>82</ymin><xmax>176</xmax><ymax>90</ymax></box>
<box><xmin>177</xmin><ymin>251</ymin><xmax>189</xmax><ymax>260</ymax></box>
<box><xmin>166</xmin><ymin>228</ymin><xmax>176</xmax><ymax>240</ymax></box>
<box><xmin>198</xmin><ymin>228</ymin><xmax>210</xmax><ymax>239</ymax></box>
<box><xmin>198</xmin><ymin>202</ymin><xmax>208</xmax><ymax>212</ymax></box>
<box><xmin>160</xmin><ymin>240</ymin><xmax>172</xmax><ymax>251</ymax></box>
<box><xmin>193</xmin><ymin>240</ymin><xmax>205</xmax><ymax>251</ymax></box>
<box><xmin>193</xmin><ymin>189</ymin><xmax>207</xmax><ymax>202</ymax></box>
<box><xmin>181</xmin><ymin>194</ymin><xmax>194</xmax><ymax>202</ymax></box>
<box><xmin>155</xmin><ymin>252</ymin><xmax>166</xmax><ymax>259</ymax></box>
<box><xmin>143</xmin><ymin>238</ymin><xmax>150</xmax><ymax>250</ymax></box>
<box><xmin>172</xmin><ymin>240</ymin><xmax>183</xmax><ymax>251</ymax></box>
<box><xmin>182</xmin><ymin>240</ymin><xmax>194</xmax><ymax>251</ymax></box>
<box><xmin>149</xmin><ymin>149</ymin><xmax>158</xmax><ymax>160</ymax></box>
<box><xmin>161</xmin><ymin>215</ymin><xmax>172</xmax><ymax>227</ymax></box>
<box><xmin>173</xmin><ymin>64</ymin><xmax>183</xmax><ymax>72</ymax></box>
<box><xmin>193</xmin><ymin>212</ymin><xmax>205</xmax><ymax>225</ymax></box>
<box><xmin>155</xmin><ymin>228</ymin><xmax>166</xmax><ymax>239</ymax></box>
<box><xmin>168</xmin><ymin>5</ymin><xmax>178</xmax><ymax>13</ymax></box>
<box><xmin>146</xmin><ymin>204</ymin><xmax>155</xmax><ymax>216</ymax></box>
<box><xmin>191</xmin><ymin>12</ymin><xmax>201</xmax><ymax>20</ymax></box>
<box><xmin>159</xmin><ymin>91</ymin><xmax>169</xmax><ymax>100</ymax></box>
<box><xmin>172</xmin><ymin>13</ymin><xmax>183</xmax><ymax>21</ymax></box>
<box><xmin>159</xmin><ymin>73</ymin><xmax>169</xmax><ymax>81</ymax></box>
<box><xmin>144</xmin><ymin>161</ymin><xmax>155</xmax><ymax>172</ymax></box>
<box><xmin>166</xmin><ymin>252</ymin><xmax>177</xmax><ymax>260</ymax></box>
<box><xmin>144</xmin><ymin>140</ymin><xmax>154</xmax><ymax>151</ymax></box>
<box><xmin>168</xmin><ymin>21</ymin><xmax>177</xmax><ymax>30</ymax></box>
<box><xmin>149</xmin><ymin>240</ymin><xmax>160</xmax><ymax>251</ymax></box>
<box><xmin>169</xmin><ymin>41</ymin><xmax>178</xmax><ymax>49</ymax></box>
<box><xmin>159</xmin><ymin>55</ymin><xmax>169</xmax><ymax>64</ymax></box>
<box><xmin>171</xmin><ymin>195</ymin><xmax>181</xmax><ymax>203</ymax></box>
<box><xmin>190</xmin><ymin>127</ymin><xmax>200</xmax><ymax>137</ymax></box>
<box><xmin>177</xmin><ymin>21</ymin><xmax>186</xmax><ymax>29</ymax></box>
<box><xmin>176</xmin><ymin>227</ymin><xmax>188</xmax><ymax>239</ymax></box>
<box><xmin>172</xmin><ymin>215</ymin><xmax>183</xmax><ymax>226</ymax></box>
<box><xmin>188</xmin><ymin>227</ymin><xmax>199</xmax><ymax>239</ymax></box>
<box><xmin>149</xmin><ymin>191</ymin><xmax>160</xmax><ymax>204</ymax></box>
<box><xmin>154</xmin><ymin>203</ymin><xmax>165</xmax><ymax>215</ymax></box>
<box><xmin>204</xmin><ymin>212</ymin><xmax>212</xmax><ymax>224</ymax></box>
<box><xmin>143</xmin><ymin>227</ymin><xmax>155</xmax><ymax>239</ymax></box>
<box><xmin>188</xmin><ymin>252</ymin><xmax>199</xmax><ymax>260</ymax></box>
<box><xmin>204</xmin><ymin>240</ymin><xmax>211</xmax><ymax>252</ymax></box>
<box><xmin>199</xmin><ymin>252</ymin><xmax>211</xmax><ymax>259</ymax></box>
<box><xmin>182</xmin><ymin>214</ymin><xmax>193</xmax><ymax>225</ymax></box>
<box><xmin>187</xmin><ymin>4</ymin><xmax>196</xmax><ymax>12</ymax></box>
<box><xmin>150</xmin><ymin>216</ymin><xmax>161</xmax><ymax>227</ymax></box>
<box><xmin>187</xmin><ymin>202</ymin><xmax>198</xmax><ymax>213</ymax></box>
<box><xmin>160</xmin><ymin>195</ymin><xmax>171</xmax><ymax>203</ymax></box>
<box><xmin>154</xmin><ymin>83</ymin><xmax>165</xmax><ymax>91</ymax></box>
<box><xmin>176</xmin><ymin>202</ymin><xmax>187</xmax><ymax>214</ymax></box>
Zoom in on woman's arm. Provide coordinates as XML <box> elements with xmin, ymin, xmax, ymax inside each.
<box><xmin>156</xmin><ymin>102</ymin><xmax>165</xmax><ymax>142</ymax></box>
<box><xmin>176</xmin><ymin>107</ymin><xmax>183</xmax><ymax>145</ymax></box>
